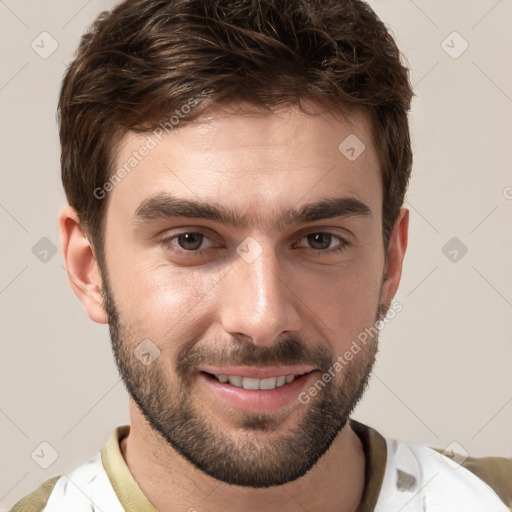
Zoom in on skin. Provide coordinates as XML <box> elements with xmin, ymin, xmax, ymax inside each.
<box><xmin>60</xmin><ymin>101</ymin><xmax>409</xmax><ymax>512</ymax></box>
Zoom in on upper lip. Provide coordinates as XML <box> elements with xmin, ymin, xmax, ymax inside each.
<box><xmin>198</xmin><ymin>365</ymin><xmax>316</xmax><ymax>379</ymax></box>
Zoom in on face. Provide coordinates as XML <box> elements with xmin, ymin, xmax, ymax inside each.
<box><xmin>98</xmin><ymin>102</ymin><xmax>392</xmax><ymax>487</ymax></box>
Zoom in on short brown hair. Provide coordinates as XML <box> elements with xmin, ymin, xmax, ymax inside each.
<box><xmin>59</xmin><ymin>0</ymin><xmax>413</xmax><ymax>270</ymax></box>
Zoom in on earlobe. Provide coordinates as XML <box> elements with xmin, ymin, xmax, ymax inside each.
<box><xmin>381</xmin><ymin>207</ymin><xmax>409</xmax><ymax>308</ymax></box>
<box><xmin>59</xmin><ymin>205</ymin><xmax>108</xmax><ymax>324</ymax></box>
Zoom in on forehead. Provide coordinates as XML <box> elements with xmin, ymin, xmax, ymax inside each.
<box><xmin>107</xmin><ymin>103</ymin><xmax>382</xmax><ymax>230</ymax></box>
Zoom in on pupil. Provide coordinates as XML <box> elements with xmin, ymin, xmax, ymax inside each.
<box><xmin>179</xmin><ymin>233</ymin><xmax>202</xmax><ymax>250</ymax></box>
<box><xmin>309</xmin><ymin>233</ymin><xmax>330</xmax><ymax>249</ymax></box>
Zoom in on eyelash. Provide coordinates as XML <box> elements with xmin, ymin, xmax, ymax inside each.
<box><xmin>160</xmin><ymin>231</ymin><xmax>351</xmax><ymax>258</ymax></box>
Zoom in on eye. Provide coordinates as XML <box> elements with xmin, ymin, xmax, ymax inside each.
<box><xmin>159</xmin><ymin>230</ymin><xmax>350</xmax><ymax>259</ymax></box>
<box><xmin>162</xmin><ymin>232</ymin><xmax>215</xmax><ymax>254</ymax></box>
<box><xmin>296</xmin><ymin>232</ymin><xmax>350</xmax><ymax>254</ymax></box>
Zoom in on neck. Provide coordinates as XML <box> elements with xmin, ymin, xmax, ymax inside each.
<box><xmin>120</xmin><ymin>402</ymin><xmax>366</xmax><ymax>512</ymax></box>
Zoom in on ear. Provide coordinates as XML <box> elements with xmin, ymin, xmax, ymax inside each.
<box><xmin>381</xmin><ymin>207</ymin><xmax>409</xmax><ymax>309</ymax></box>
<box><xmin>59</xmin><ymin>205</ymin><xmax>108</xmax><ymax>324</ymax></box>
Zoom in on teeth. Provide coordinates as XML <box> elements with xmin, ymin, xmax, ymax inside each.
<box><xmin>259</xmin><ymin>377</ymin><xmax>277</xmax><ymax>390</ymax></box>
<box><xmin>242</xmin><ymin>377</ymin><xmax>260</xmax><ymax>390</ymax></box>
<box><xmin>215</xmin><ymin>374</ymin><xmax>299</xmax><ymax>389</ymax></box>
<box><xmin>228</xmin><ymin>375</ymin><xmax>243</xmax><ymax>387</ymax></box>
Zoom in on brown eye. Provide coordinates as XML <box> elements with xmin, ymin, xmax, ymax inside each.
<box><xmin>306</xmin><ymin>233</ymin><xmax>335</xmax><ymax>250</ymax></box>
<box><xmin>174</xmin><ymin>232</ymin><xmax>204</xmax><ymax>251</ymax></box>
<box><xmin>297</xmin><ymin>232</ymin><xmax>348</xmax><ymax>253</ymax></box>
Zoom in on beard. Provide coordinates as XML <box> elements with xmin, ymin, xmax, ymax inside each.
<box><xmin>100</xmin><ymin>269</ymin><xmax>383</xmax><ymax>488</ymax></box>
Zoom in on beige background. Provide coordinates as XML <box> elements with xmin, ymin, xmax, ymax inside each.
<box><xmin>1</xmin><ymin>0</ymin><xmax>511</xmax><ymax>509</ymax></box>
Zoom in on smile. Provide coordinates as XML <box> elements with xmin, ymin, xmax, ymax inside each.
<box><xmin>198</xmin><ymin>367</ymin><xmax>317</xmax><ymax>413</ymax></box>
<box><xmin>203</xmin><ymin>373</ymin><xmax>300</xmax><ymax>390</ymax></box>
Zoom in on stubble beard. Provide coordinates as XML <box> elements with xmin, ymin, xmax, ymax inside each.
<box><xmin>101</xmin><ymin>271</ymin><xmax>382</xmax><ymax>488</ymax></box>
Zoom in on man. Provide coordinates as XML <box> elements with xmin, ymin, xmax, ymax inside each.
<box><xmin>11</xmin><ymin>0</ymin><xmax>511</xmax><ymax>510</ymax></box>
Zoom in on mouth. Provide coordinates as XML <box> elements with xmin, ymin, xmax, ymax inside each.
<box><xmin>200</xmin><ymin>371</ymin><xmax>308</xmax><ymax>390</ymax></box>
<box><xmin>197</xmin><ymin>366</ymin><xmax>318</xmax><ymax>413</ymax></box>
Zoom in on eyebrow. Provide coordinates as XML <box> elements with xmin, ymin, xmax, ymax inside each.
<box><xmin>133</xmin><ymin>192</ymin><xmax>372</xmax><ymax>230</ymax></box>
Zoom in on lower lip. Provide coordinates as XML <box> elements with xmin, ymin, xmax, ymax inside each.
<box><xmin>198</xmin><ymin>371</ymin><xmax>316</xmax><ymax>413</ymax></box>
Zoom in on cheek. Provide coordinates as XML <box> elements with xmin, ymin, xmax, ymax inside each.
<box><xmin>111</xmin><ymin>261</ymin><xmax>223</xmax><ymax>343</ymax></box>
<box><xmin>298</xmin><ymin>259</ymin><xmax>382</xmax><ymax>348</ymax></box>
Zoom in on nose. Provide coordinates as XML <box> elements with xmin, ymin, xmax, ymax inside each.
<box><xmin>219</xmin><ymin>242</ymin><xmax>302</xmax><ymax>347</ymax></box>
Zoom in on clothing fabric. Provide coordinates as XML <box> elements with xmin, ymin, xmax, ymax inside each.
<box><xmin>10</xmin><ymin>419</ymin><xmax>512</xmax><ymax>511</ymax></box>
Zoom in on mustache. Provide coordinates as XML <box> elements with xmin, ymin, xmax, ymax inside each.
<box><xmin>176</xmin><ymin>336</ymin><xmax>333</xmax><ymax>377</ymax></box>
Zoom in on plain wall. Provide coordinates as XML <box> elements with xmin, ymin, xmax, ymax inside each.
<box><xmin>1</xmin><ymin>0</ymin><xmax>511</xmax><ymax>509</ymax></box>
